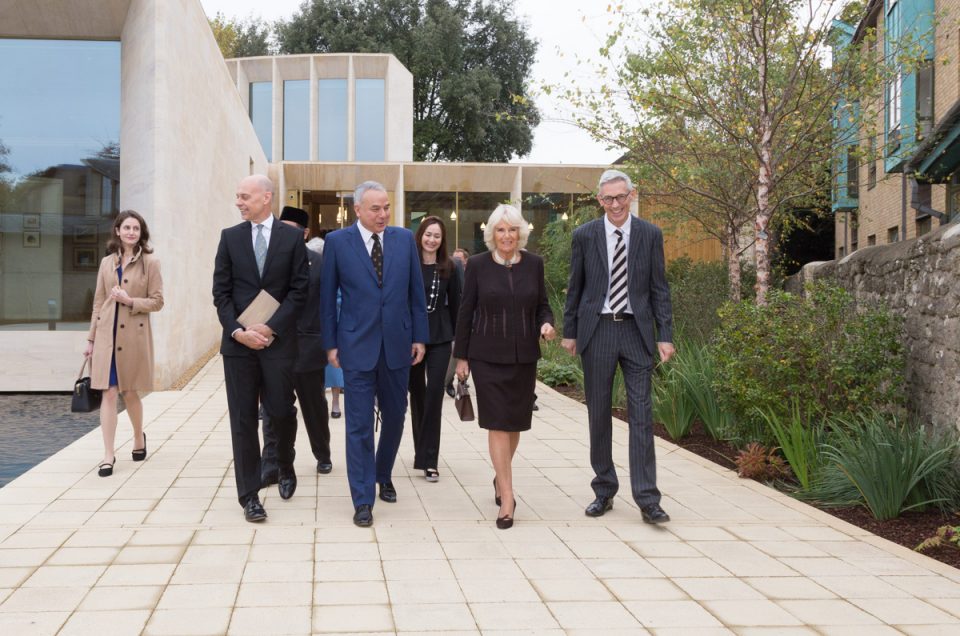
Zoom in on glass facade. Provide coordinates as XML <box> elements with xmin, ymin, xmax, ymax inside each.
<box><xmin>355</xmin><ymin>79</ymin><xmax>385</xmax><ymax>161</ymax></box>
<box><xmin>283</xmin><ymin>80</ymin><xmax>309</xmax><ymax>161</ymax></box>
<box><xmin>405</xmin><ymin>192</ymin><xmax>509</xmax><ymax>255</ymax></box>
<box><xmin>249</xmin><ymin>81</ymin><xmax>272</xmax><ymax>161</ymax></box>
<box><xmin>0</xmin><ymin>38</ymin><xmax>121</xmax><ymax>330</ymax></box>
<box><xmin>318</xmin><ymin>79</ymin><xmax>348</xmax><ymax>161</ymax></box>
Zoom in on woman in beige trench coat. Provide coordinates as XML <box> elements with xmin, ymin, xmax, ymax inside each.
<box><xmin>84</xmin><ymin>210</ymin><xmax>164</xmax><ymax>477</ymax></box>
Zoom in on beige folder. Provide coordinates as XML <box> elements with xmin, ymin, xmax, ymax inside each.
<box><xmin>237</xmin><ymin>290</ymin><xmax>280</xmax><ymax>345</ymax></box>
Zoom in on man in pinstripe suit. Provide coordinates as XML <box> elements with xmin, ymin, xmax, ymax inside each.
<box><xmin>561</xmin><ymin>169</ymin><xmax>675</xmax><ymax>524</ymax></box>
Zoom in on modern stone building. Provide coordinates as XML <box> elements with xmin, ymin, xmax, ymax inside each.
<box><xmin>832</xmin><ymin>0</ymin><xmax>960</xmax><ymax>257</ymax></box>
<box><xmin>0</xmin><ymin>0</ymin><xmax>718</xmax><ymax>391</ymax></box>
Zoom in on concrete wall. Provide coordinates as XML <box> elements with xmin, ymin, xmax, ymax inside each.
<box><xmin>791</xmin><ymin>221</ymin><xmax>960</xmax><ymax>431</ymax></box>
<box><xmin>120</xmin><ymin>0</ymin><xmax>268</xmax><ymax>389</ymax></box>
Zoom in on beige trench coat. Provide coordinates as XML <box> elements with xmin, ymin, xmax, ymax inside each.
<box><xmin>87</xmin><ymin>249</ymin><xmax>164</xmax><ymax>391</ymax></box>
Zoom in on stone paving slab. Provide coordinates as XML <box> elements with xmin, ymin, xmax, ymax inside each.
<box><xmin>1</xmin><ymin>356</ymin><xmax>960</xmax><ymax>634</ymax></box>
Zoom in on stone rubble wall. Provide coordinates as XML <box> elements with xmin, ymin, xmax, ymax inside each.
<box><xmin>786</xmin><ymin>222</ymin><xmax>960</xmax><ymax>431</ymax></box>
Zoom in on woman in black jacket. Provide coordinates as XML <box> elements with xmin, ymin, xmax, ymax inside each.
<box><xmin>454</xmin><ymin>204</ymin><xmax>555</xmax><ymax>528</ymax></box>
<box><xmin>408</xmin><ymin>216</ymin><xmax>462</xmax><ymax>482</ymax></box>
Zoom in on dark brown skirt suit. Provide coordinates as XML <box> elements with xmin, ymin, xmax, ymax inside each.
<box><xmin>453</xmin><ymin>251</ymin><xmax>553</xmax><ymax>431</ymax></box>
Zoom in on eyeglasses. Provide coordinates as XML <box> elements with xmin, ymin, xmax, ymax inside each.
<box><xmin>599</xmin><ymin>193</ymin><xmax>630</xmax><ymax>206</ymax></box>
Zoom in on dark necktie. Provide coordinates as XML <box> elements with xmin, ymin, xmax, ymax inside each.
<box><xmin>371</xmin><ymin>233</ymin><xmax>383</xmax><ymax>287</ymax></box>
<box><xmin>609</xmin><ymin>229</ymin><xmax>627</xmax><ymax>313</ymax></box>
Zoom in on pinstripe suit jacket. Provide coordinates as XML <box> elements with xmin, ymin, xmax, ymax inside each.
<box><xmin>562</xmin><ymin>216</ymin><xmax>673</xmax><ymax>356</ymax></box>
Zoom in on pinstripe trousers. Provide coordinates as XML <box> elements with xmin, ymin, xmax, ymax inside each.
<box><xmin>581</xmin><ymin>317</ymin><xmax>661</xmax><ymax>507</ymax></box>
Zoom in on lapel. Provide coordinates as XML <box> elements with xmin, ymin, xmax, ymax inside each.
<box><xmin>627</xmin><ymin>215</ymin><xmax>643</xmax><ymax>270</ymax></box>
<box><xmin>347</xmin><ymin>224</ymin><xmax>380</xmax><ymax>286</ymax></box>
<box><xmin>242</xmin><ymin>222</ymin><xmax>260</xmax><ymax>282</ymax></box>
<box><xmin>592</xmin><ymin>219</ymin><xmax>609</xmax><ymax>288</ymax></box>
<box><xmin>260</xmin><ymin>217</ymin><xmax>282</xmax><ymax>280</ymax></box>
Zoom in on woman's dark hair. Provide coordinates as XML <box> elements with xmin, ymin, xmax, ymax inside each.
<box><xmin>106</xmin><ymin>210</ymin><xmax>153</xmax><ymax>255</ymax></box>
<box><xmin>414</xmin><ymin>216</ymin><xmax>453</xmax><ymax>278</ymax></box>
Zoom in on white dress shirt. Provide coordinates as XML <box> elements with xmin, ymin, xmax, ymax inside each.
<box><xmin>356</xmin><ymin>220</ymin><xmax>385</xmax><ymax>256</ymax></box>
<box><xmin>250</xmin><ymin>212</ymin><xmax>275</xmax><ymax>249</ymax></box>
<box><xmin>602</xmin><ymin>215</ymin><xmax>633</xmax><ymax>315</ymax></box>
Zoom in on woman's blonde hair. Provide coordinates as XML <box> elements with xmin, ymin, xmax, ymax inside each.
<box><xmin>483</xmin><ymin>204</ymin><xmax>529</xmax><ymax>252</ymax></box>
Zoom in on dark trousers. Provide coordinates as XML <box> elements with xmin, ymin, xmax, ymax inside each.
<box><xmin>581</xmin><ymin>318</ymin><xmax>661</xmax><ymax>507</ymax></box>
<box><xmin>223</xmin><ymin>354</ymin><xmax>297</xmax><ymax>505</ymax></box>
<box><xmin>342</xmin><ymin>348</ymin><xmax>410</xmax><ymax>507</ymax></box>
<box><xmin>262</xmin><ymin>367</ymin><xmax>331</xmax><ymax>475</ymax></box>
<box><xmin>408</xmin><ymin>341</ymin><xmax>451</xmax><ymax>469</ymax></box>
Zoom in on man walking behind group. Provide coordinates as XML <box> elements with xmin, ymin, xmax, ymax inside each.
<box><xmin>322</xmin><ymin>181</ymin><xmax>428</xmax><ymax>527</ymax></box>
<box><xmin>213</xmin><ymin>175</ymin><xmax>308</xmax><ymax>523</ymax></box>
<box><xmin>561</xmin><ymin>169</ymin><xmax>675</xmax><ymax>524</ymax></box>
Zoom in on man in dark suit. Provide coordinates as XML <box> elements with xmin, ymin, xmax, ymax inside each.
<box><xmin>213</xmin><ymin>175</ymin><xmax>309</xmax><ymax>522</ymax></box>
<box><xmin>322</xmin><ymin>181</ymin><xmax>428</xmax><ymax>527</ymax></box>
<box><xmin>260</xmin><ymin>206</ymin><xmax>333</xmax><ymax>485</ymax></box>
<box><xmin>562</xmin><ymin>169</ymin><xmax>675</xmax><ymax>524</ymax></box>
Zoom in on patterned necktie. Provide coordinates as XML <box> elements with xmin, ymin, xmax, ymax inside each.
<box><xmin>371</xmin><ymin>233</ymin><xmax>383</xmax><ymax>287</ymax></box>
<box><xmin>254</xmin><ymin>224</ymin><xmax>267</xmax><ymax>276</ymax></box>
<box><xmin>609</xmin><ymin>229</ymin><xmax>627</xmax><ymax>313</ymax></box>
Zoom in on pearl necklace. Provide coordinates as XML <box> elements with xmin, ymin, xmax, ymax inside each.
<box><xmin>424</xmin><ymin>264</ymin><xmax>440</xmax><ymax>313</ymax></box>
<box><xmin>492</xmin><ymin>250</ymin><xmax>518</xmax><ymax>267</ymax></box>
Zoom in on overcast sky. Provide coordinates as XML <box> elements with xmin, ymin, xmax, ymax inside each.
<box><xmin>199</xmin><ymin>0</ymin><xmax>622</xmax><ymax>165</ymax></box>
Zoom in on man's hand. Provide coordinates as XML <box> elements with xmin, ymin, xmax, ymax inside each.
<box><xmin>657</xmin><ymin>342</ymin><xmax>676</xmax><ymax>363</ymax></box>
<box><xmin>540</xmin><ymin>323</ymin><xmax>556</xmax><ymax>341</ymax></box>
<box><xmin>455</xmin><ymin>359</ymin><xmax>469</xmax><ymax>382</ymax></box>
<box><xmin>236</xmin><ymin>329</ymin><xmax>270</xmax><ymax>350</ymax></box>
<box><xmin>411</xmin><ymin>343</ymin><xmax>425</xmax><ymax>365</ymax></box>
<box><xmin>248</xmin><ymin>323</ymin><xmax>274</xmax><ymax>339</ymax></box>
<box><xmin>561</xmin><ymin>338</ymin><xmax>577</xmax><ymax>356</ymax></box>
<box><xmin>327</xmin><ymin>348</ymin><xmax>340</xmax><ymax>369</ymax></box>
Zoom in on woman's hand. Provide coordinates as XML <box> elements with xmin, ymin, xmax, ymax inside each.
<box><xmin>110</xmin><ymin>286</ymin><xmax>132</xmax><ymax>306</ymax></box>
<box><xmin>455</xmin><ymin>359</ymin><xmax>470</xmax><ymax>382</ymax></box>
<box><xmin>84</xmin><ymin>341</ymin><xmax>94</xmax><ymax>358</ymax></box>
<box><xmin>540</xmin><ymin>323</ymin><xmax>556</xmax><ymax>341</ymax></box>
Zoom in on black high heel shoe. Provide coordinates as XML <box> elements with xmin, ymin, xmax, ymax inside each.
<box><xmin>132</xmin><ymin>433</ymin><xmax>147</xmax><ymax>462</ymax></box>
<box><xmin>98</xmin><ymin>457</ymin><xmax>116</xmax><ymax>477</ymax></box>
<box><xmin>496</xmin><ymin>497</ymin><xmax>517</xmax><ymax>530</ymax></box>
<box><xmin>493</xmin><ymin>477</ymin><xmax>501</xmax><ymax>506</ymax></box>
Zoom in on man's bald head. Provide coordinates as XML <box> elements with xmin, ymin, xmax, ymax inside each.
<box><xmin>236</xmin><ymin>174</ymin><xmax>274</xmax><ymax>223</ymax></box>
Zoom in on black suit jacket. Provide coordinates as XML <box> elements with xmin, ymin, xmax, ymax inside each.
<box><xmin>562</xmin><ymin>216</ymin><xmax>673</xmax><ymax>356</ymax></box>
<box><xmin>213</xmin><ymin>219</ymin><xmax>309</xmax><ymax>358</ymax></box>
<box><xmin>295</xmin><ymin>247</ymin><xmax>325</xmax><ymax>372</ymax></box>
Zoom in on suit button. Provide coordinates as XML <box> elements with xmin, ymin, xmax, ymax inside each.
<box><xmin>120</xmin><ymin>324</ymin><xmax>125</xmax><ymax>328</ymax></box>
<box><xmin>117</xmin><ymin>347</ymin><xmax>123</xmax><ymax>351</ymax></box>
<box><xmin>140</xmin><ymin>323</ymin><xmax>144</xmax><ymax>327</ymax></box>
<box><xmin>123</xmin><ymin>279</ymin><xmax>128</xmax><ymax>283</ymax></box>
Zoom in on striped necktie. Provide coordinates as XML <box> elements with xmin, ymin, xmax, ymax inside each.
<box><xmin>609</xmin><ymin>229</ymin><xmax>627</xmax><ymax>313</ymax></box>
<box><xmin>254</xmin><ymin>224</ymin><xmax>267</xmax><ymax>276</ymax></box>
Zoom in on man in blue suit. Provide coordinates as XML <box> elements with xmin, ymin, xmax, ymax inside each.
<box><xmin>322</xmin><ymin>181</ymin><xmax>428</xmax><ymax>527</ymax></box>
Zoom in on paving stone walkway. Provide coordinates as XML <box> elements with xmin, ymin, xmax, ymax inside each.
<box><xmin>2</xmin><ymin>356</ymin><xmax>960</xmax><ymax>635</ymax></box>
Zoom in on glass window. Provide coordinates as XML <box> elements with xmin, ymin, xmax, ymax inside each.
<box><xmin>456</xmin><ymin>192</ymin><xmax>510</xmax><ymax>255</ymax></box>
<box><xmin>249</xmin><ymin>81</ymin><xmax>272</xmax><ymax>161</ymax></box>
<box><xmin>0</xmin><ymin>38</ymin><xmax>120</xmax><ymax>330</ymax></box>
<box><xmin>283</xmin><ymin>80</ymin><xmax>309</xmax><ymax>161</ymax></box>
<box><xmin>916</xmin><ymin>216</ymin><xmax>932</xmax><ymax>237</ymax></box>
<box><xmin>405</xmin><ymin>192</ymin><xmax>456</xmax><ymax>234</ymax></box>
<box><xmin>887</xmin><ymin>226</ymin><xmax>900</xmax><ymax>243</ymax></box>
<box><xmin>846</xmin><ymin>146</ymin><xmax>859</xmax><ymax>199</ymax></box>
<box><xmin>318</xmin><ymin>79</ymin><xmax>348</xmax><ymax>161</ymax></box>
<box><xmin>355</xmin><ymin>79</ymin><xmax>385</xmax><ymax>161</ymax></box>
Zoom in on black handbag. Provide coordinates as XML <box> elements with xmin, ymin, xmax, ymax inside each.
<box><xmin>71</xmin><ymin>358</ymin><xmax>102</xmax><ymax>413</ymax></box>
<box><xmin>454</xmin><ymin>379</ymin><xmax>475</xmax><ymax>422</ymax></box>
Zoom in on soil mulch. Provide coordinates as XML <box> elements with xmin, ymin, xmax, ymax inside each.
<box><xmin>549</xmin><ymin>383</ymin><xmax>960</xmax><ymax>571</ymax></box>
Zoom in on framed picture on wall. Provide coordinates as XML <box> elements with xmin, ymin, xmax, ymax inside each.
<box><xmin>23</xmin><ymin>231</ymin><xmax>40</xmax><ymax>248</ymax></box>
<box><xmin>74</xmin><ymin>247</ymin><xmax>98</xmax><ymax>268</ymax></box>
<box><xmin>74</xmin><ymin>224</ymin><xmax>97</xmax><ymax>244</ymax></box>
<box><xmin>22</xmin><ymin>214</ymin><xmax>40</xmax><ymax>230</ymax></box>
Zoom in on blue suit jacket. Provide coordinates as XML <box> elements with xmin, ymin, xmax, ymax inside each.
<box><xmin>321</xmin><ymin>223</ymin><xmax>429</xmax><ymax>371</ymax></box>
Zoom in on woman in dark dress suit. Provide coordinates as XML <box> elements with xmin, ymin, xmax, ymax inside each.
<box><xmin>454</xmin><ymin>204</ymin><xmax>556</xmax><ymax>529</ymax></box>
<box><xmin>408</xmin><ymin>216</ymin><xmax>462</xmax><ymax>482</ymax></box>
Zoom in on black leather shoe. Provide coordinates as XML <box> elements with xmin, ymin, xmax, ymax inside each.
<box><xmin>585</xmin><ymin>496</ymin><xmax>613</xmax><ymax>517</ymax></box>
<box><xmin>353</xmin><ymin>504</ymin><xmax>373</xmax><ymax>527</ymax></box>
<box><xmin>378</xmin><ymin>482</ymin><xmax>397</xmax><ymax>503</ymax></box>
<box><xmin>445</xmin><ymin>383</ymin><xmax>456</xmax><ymax>398</ymax></box>
<box><xmin>243</xmin><ymin>496</ymin><xmax>267</xmax><ymax>523</ymax></box>
<box><xmin>278</xmin><ymin>468</ymin><xmax>297</xmax><ymax>500</ymax></box>
<box><xmin>131</xmin><ymin>433</ymin><xmax>147</xmax><ymax>461</ymax></box>
<box><xmin>317</xmin><ymin>461</ymin><xmax>333</xmax><ymax>474</ymax></box>
<box><xmin>641</xmin><ymin>503</ymin><xmax>670</xmax><ymax>524</ymax></box>
<box><xmin>260</xmin><ymin>470</ymin><xmax>278</xmax><ymax>487</ymax></box>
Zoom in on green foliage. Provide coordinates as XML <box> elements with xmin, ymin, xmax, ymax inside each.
<box><xmin>536</xmin><ymin>358</ymin><xmax>582</xmax><ymax>388</ymax></box>
<box><xmin>916</xmin><ymin>516</ymin><xmax>960</xmax><ymax>553</ymax></box>
<box><xmin>667</xmin><ymin>257</ymin><xmax>732</xmax><ymax>342</ymax></box>
<box><xmin>811</xmin><ymin>412</ymin><xmax>960</xmax><ymax>520</ymax></box>
<box><xmin>653</xmin><ymin>359</ymin><xmax>697</xmax><ymax>440</ymax></box>
<box><xmin>712</xmin><ymin>281</ymin><xmax>905</xmax><ymax>437</ymax></box>
<box><xmin>757</xmin><ymin>401</ymin><xmax>825</xmax><ymax>492</ymax></box>
<box><xmin>275</xmin><ymin>0</ymin><xmax>540</xmax><ymax>162</ymax></box>
<box><xmin>208</xmin><ymin>12</ymin><xmax>270</xmax><ymax>58</ymax></box>
<box><xmin>675</xmin><ymin>343</ymin><xmax>733</xmax><ymax>440</ymax></box>
<box><xmin>537</xmin><ymin>206</ymin><xmax>597</xmax><ymax>299</ymax></box>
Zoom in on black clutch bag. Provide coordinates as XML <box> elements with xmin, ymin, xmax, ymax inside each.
<box><xmin>454</xmin><ymin>380</ymin><xmax>475</xmax><ymax>422</ymax></box>
<box><xmin>71</xmin><ymin>358</ymin><xmax>102</xmax><ymax>413</ymax></box>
